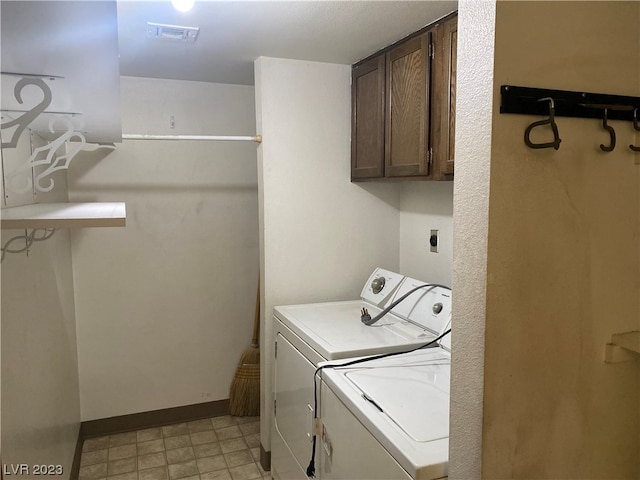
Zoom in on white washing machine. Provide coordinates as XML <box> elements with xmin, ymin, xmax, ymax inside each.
<box><xmin>318</xmin><ymin>324</ymin><xmax>451</xmax><ymax>480</ymax></box>
<box><xmin>272</xmin><ymin>268</ymin><xmax>451</xmax><ymax>480</ymax></box>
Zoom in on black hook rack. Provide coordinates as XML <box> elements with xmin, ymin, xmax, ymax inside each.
<box><xmin>500</xmin><ymin>85</ymin><xmax>640</xmax><ymax>152</ymax></box>
<box><xmin>631</xmin><ymin>108</ymin><xmax>640</xmax><ymax>152</ymax></box>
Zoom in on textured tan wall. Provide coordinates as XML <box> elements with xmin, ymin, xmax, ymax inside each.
<box><xmin>483</xmin><ymin>2</ymin><xmax>640</xmax><ymax>478</ymax></box>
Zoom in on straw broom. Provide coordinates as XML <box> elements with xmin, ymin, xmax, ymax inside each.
<box><xmin>229</xmin><ymin>280</ymin><xmax>260</xmax><ymax>416</ymax></box>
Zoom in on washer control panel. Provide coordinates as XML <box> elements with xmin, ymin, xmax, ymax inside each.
<box><xmin>388</xmin><ymin>276</ymin><xmax>451</xmax><ymax>335</ymax></box>
<box><xmin>360</xmin><ymin>268</ymin><xmax>405</xmax><ymax>307</ymax></box>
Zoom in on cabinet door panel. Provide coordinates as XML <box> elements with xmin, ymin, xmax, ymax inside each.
<box><xmin>442</xmin><ymin>16</ymin><xmax>457</xmax><ymax>176</ymax></box>
<box><xmin>432</xmin><ymin>15</ymin><xmax>457</xmax><ymax>179</ymax></box>
<box><xmin>385</xmin><ymin>32</ymin><xmax>431</xmax><ymax>178</ymax></box>
<box><xmin>351</xmin><ymin>56</ymin><xmax>385</xmax><ymax>180</ymax></box>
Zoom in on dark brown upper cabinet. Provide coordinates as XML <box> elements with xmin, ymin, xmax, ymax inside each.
<box><xmin>351</xmin><ymin>12</ymin><xmax>457</xmax><ymax>182</ymax></box>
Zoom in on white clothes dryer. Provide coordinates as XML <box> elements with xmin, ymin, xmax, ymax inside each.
<box><xmin>317</xmin><ymin>323</ymin><xmax>452</xmax><ymax>480</ymax></box>
<box><xmin>272</xmin><ymin>268</ymin><xmax>451</xmax><ymax>480</ymax></box>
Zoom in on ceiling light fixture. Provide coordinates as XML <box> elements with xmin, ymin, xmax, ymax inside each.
<box><xmin>147</xmin><ymin>23</ymin><xmax>199</xmax><ymax>42</ymax></box>
<box><xmin>171</xmin><ymin>0</ymin><xmax>194</xmax><ymax>13</ymax></box>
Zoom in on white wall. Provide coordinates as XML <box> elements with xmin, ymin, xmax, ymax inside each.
<box><xmin>399</xmin><ymin>182</ymin><xmax>454</xmax><ymax>286</ymax></box>
<box><xmin>1</xmin><ymin>140</ymin><xmax>81</xmax><ymax>477</ymax></box>
<box><xmin>68</xmin><ymin>77</ymin><xmax>259</xmax><ymax>420</ymax></box>
<box><xmin>254</xmin><ymin>57</ymin><xmax>402</xmax><ymax>453</ymax></box>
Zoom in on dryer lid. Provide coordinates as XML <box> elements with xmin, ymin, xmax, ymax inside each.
<box><xmin>439</xmin><ymin>320</ymin><xmax>452</xmax><ymax>352</ymax></box>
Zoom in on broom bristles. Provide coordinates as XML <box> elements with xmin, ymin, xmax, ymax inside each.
<box><xmin>237</xmin><ymin>345</ymin><xmax>260</xmax><ymax>366</ymax></box>
<box><xmin>229</xmin><ymin>345</ymin><xmax>260</xmax><ymax>417</ymax></box>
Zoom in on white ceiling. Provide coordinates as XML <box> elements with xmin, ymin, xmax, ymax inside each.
<box><xmin>1</xmin><ymin>0</ymin><xmax>457</xmax><ymax>141</ymax></box>
<box><xmin>117</xmin><ymin>0</ymin><xmax>458</xmax><ymax>85</ymax></box>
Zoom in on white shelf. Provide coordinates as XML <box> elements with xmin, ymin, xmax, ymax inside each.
<box><xmin>611</xmin><ymin>331</ymin><xmax>640</xmax><ymax>354</ymax></box>
<box><xmin>604</xmin><ymin>331</ymin><xmax>640</xmax><ymax>363</ymax></box>
<box><xmin>1</xmin><ymin>202</ymin><xmax>126</xmax><ymax>229</ymax></box>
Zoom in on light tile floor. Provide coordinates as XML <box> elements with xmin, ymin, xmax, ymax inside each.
<box><xmin>79</xmin><ymin>416</ymin><xmax>269</xmax><ymax>480</ymax></box>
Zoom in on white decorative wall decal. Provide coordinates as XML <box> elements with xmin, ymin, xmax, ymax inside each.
<box><xmin>1</xmin><ymin>75</ymin><xmax>115</xmax><ymax>194</ymax></box>
<box><xmin>1</xmin><ymin>77</ymin><xmax>52</xmax><ymax>149</ymax></box>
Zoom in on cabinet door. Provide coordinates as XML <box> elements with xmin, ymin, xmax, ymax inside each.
<box><xmin>433</xmin><ymin>15</ymin><xmax>457</xmax><ymax>179</ymax></box>
<box><xmin>385</xmin><ymin>31</ymin><xmax>431</xmax><ymax>178</ymax></box>
<box><xmin>351</xmin><ymin>55</ymin><xmax>385</xmax><ymax>180</ymax></box>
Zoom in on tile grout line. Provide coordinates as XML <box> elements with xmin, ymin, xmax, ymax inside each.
<box><xmin>80</xmin><ymin>416</ymin><xmax>266</xmax><ymax>480</ymax></box>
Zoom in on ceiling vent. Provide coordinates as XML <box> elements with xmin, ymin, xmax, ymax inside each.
<box><xmin>146</xmin><ymin>22</ymin><xmax>199</xmax><ymax>43</ymax></box>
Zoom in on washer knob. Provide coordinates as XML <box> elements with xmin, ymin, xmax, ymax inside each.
<box><xmin>432</xmin><ymin>302</ymin><xmax>443</xmax><ymax>314</ymax></box>
<box><xmin>371</xmin><ymin>277</ymin><xmax>386</xmax><ymax>294</ymax></box>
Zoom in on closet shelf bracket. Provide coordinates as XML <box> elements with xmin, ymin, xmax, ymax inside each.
<box><xmin>1</xmin><ymin>202</ymin><xmax>126</xmax><ymax>263</ymax></box>
<box><xmin>604</xmin><ymin>331</ymin><xmax>640</xmax><ymax>363</ymax></box>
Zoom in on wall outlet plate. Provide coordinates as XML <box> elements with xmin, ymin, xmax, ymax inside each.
<box><xmin>430</xmin><ymin>229</ymin><xmax>439</xmax><ymax>253</ymax></box>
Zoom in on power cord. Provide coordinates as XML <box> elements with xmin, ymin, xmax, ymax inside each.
<box><xmin>305</xmin><ymin>327</ymin><xmax>452</xmax><ymax>478</ymax></box>
<box><xmin>361</xmin><ymin>283</ymin><xmax>451</xmax><ymax>326</ymax></box>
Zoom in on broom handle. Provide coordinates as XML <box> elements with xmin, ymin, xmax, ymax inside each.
<box><xmin>251</xmin><ymin>278</ymin><xmax>260</xmax><ymax>348</ymax></box>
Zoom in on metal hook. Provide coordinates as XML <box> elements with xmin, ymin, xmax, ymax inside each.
<box><xmin>524</xmin><ymin>97</ymin><xmax>561</xmax><ymax>150</ymax></box>
<box><xmin>599</xmin><ymin>108</ymin><xmax>616</xmax><ymax>152</ymax></box>
<box><xmin>630</xmin><ymin>107</ymin><xmax>640</xmax><ymax>152</ymax></box>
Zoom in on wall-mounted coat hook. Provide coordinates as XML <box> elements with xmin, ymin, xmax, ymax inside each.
<box><xmin>501</xmin><ymin>86</ymin><xmax>640</xmax><ymax>156</ymax></box>
<box><xmin>599</xmin><ymin>108</ymin><xmax>616</xmax><ymax>152</ymax></box>
<box><xmin>630</xmin><ymin>108</ymin><xmax>640</xmax><ymax>152</ymax></box>
<box><xmin>524</xmin><ymin>97</ymin><xmax>561</xmax><ymax>150</ymax></box>
<box><xmin>580</xmin><ymin>103</ymin><xmax>627</xmax><ymax>152</ymax></box>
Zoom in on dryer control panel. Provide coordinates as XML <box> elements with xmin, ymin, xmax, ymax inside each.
<box><xmin>360</xmin><ymin>268</ymin><xmax>405</xmax><ymax>307</ymax></box>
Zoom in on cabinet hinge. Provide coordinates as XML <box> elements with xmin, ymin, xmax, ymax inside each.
<box><xmin>313</xmin><ymin>417</ymin><xmax>323</xmax><ymax>436</ymax></box>
<box><xmin>428</xmin><ymin>148</ymin><xmax>433</xmax><ymax>166</ymax></box>
<box><xmin>429</xmin><ymin>42</ymin><xmax>435</xmax><ymax>59</ymax></box>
